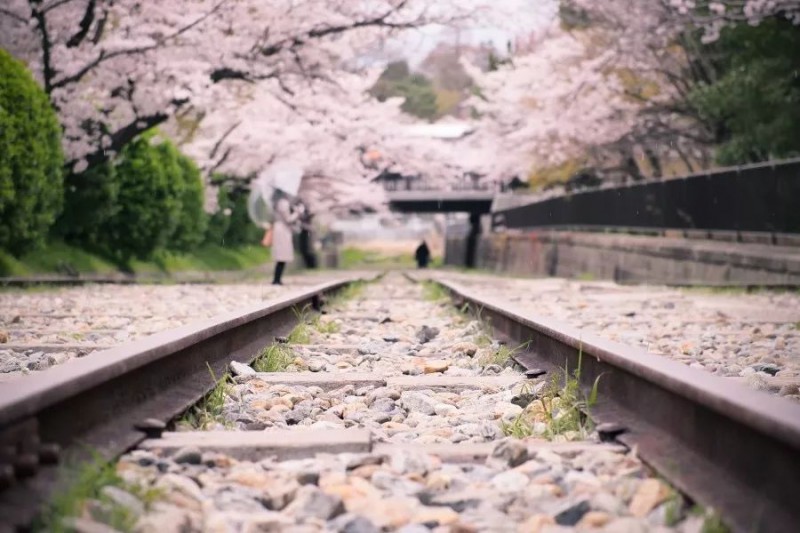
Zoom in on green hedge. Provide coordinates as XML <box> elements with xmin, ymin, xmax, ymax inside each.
<box><xmin>171</xmin><ymin>155</ymin><xmax>208</xmax><ymax>251</ymax></box>
<box><xmin>58</xmin><ymin>132</ymin><xmax>208</xmax><ymax>262</ymax></box>
<box><xmin>0</xmin><ymin>49</ymin><xmax>64</xmax><ymax>255</ymax></box>
<box><xmin>58</xmin><ymin>161</ymin><xmax>119</xmax><ymax>248</ymax></box>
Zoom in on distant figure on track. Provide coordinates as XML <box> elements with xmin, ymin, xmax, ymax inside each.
<box><xmin>415</xmin><ymin>240</ymin><xmax>431</xmax><ymax>269</ymax></box>
<box><xmin>268</xmin><ymin>189</ymin><xmax>302</xmax><ymax>285</ymax></box>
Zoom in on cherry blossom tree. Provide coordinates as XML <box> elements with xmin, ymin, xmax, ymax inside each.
<box><xmin>667</xmin><ymin>0</ymin><xmax>800</xmax><ymax>41</ymax></box>
<box><xmin>465</xmin><ymin>0</ymin><xmax>800</xmax><ymax>188</ymax></box>
<box><xmin>461</xmin><ymin>24</ymin><xmax>648</xmax><ymax>185</ymax></box>
<box><xmin>0</xmin><ymin>0</ymin><xmax>488</xmax><ymax>175</ymax></box>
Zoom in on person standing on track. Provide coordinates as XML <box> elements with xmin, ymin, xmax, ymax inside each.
<box><xmin>267</xmin><ymin>188</ymin><xmax>303</xmax><ymax>285</ymax></box>
<box><xmin>415</xmin><ymin>240</ymin><xmax>431</xmax><ymax>269</ymax></box>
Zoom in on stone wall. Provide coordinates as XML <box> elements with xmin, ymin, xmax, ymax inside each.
<box><xmin>445</xmin><ymin>231</ymin><xmax>800</xmax><ymax>285</ymax></box>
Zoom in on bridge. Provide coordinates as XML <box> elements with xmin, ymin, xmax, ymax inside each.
<box><xmin>384</xmin><ymin>181</ymin><xmax>501</xmax><ymax>268</ymax></box>
<box><xmin>385</xmin><ymin>190</ymin><xmax>495</xmax><ymax>214</ymax></box>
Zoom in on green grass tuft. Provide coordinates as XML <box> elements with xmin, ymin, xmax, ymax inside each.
<box><xmin>286</xmin><ymin>305</ymin><xmax>313</xmax><ymax>344</ymax></box>
<box><xmin>663</xmin><ymin>491</ymin><xmax>685</xmax><ymax>527</ymax></box>
<box><xmin>313</xmin><ymin>316</ymin><xmax>340</xmax><ymax>334</ymax></box>
<box><xmin>0</xmin><ymin>242</ymin><xmax>270</xmax><ymax>277</ymax></box>
<box><xmin>339</xmin><ymin>247</ymin><xmax>416</xmax><ymax>269</ymax></box>
<box><xmin>502</xmin><ymin>346</ymin><xmax>604</xmax><ymax>441</ymax></box>
<box><xmin>35</xmin><ymin>450</ymin><xmax>161</xmax><ymax>533</ymax></box>
<box><xmin>421</xmin><ymin>280</ymin><xmax>449</xmax><ymax>302</ymax></box>
<box><xmin>688</xmin><ymin>505</ymin><xmax>730</xmax><ymax>533</ymax></box>
<box><xmin>328</xmin><ymin>280</ymin><xmax>366</xmax><ymax>309</ymax></box>
<box><xmin>143</xmin><ymin>245</ymin><xmax>270</xmax><ymax>273</ymax></box>
<box><xmin>252</xmin><ymin>344</ymin><xmax>294</xmax><ymax>372</ymax></box>
<box><xmin>475</xmin><ymin>333</ymin><xmax>493</xmax><ymax>347</ymax></box>
<box><xmin>479</xmin><ymin>341</ymin><xmax>529</xmax><ymax>367</ymax></box>
<box><xmin>1</xmin><ymin>242</ymin><xmax>118</xmax><ymax>277</ymax></box>
<box><xmin>179</xmin><ymin>364</ymin><xmax>231</xmax><ymax>429</ymax></box>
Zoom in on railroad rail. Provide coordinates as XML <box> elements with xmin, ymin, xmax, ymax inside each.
<box><xmin>0</xmin><ymin>271</ymin><xmax>798</xmax><ymax>532</ymax></box>
<box><xmin>0</xmin><ymin>275</ymin><xmax>367</xmax><ymax>529</ymax></box>
<box><xmin>414</xmin><ymin>272</ymin><xmax>800</xmax><ymax>533</ymax></box>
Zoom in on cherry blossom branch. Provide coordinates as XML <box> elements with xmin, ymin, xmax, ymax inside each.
<box><xmin>209</xmin><ymin>121</ymin><xmax>241</xmax><ymax>161</ymax></box>
<box><xmin>73</xmin><ymin>98</ymin><xmax>189</xmax><ymax>172</ymax></box>
<box><xmin>0</xmin><ymin>7</ymin><xmax>27</xmax><ymax>23</ymax></box>
<box><xmin>260</xmin><ymin>1</ymin><xmax>436</xmax><ymax>58</ymax></box>
<box><xmin>65</xmin><ymin>0</ymin><xmax>97</xmax><ymax>48</ymax></box>
<box><xmin>51</xmin><ymin>0</ymin><xmax>227</xmax><ymax>90</ymax></box>
<box><xmin>41</xmin><ymin>0</ymin><xmax>82</xmax><ymax>13</ymax></box>
<box><xmin>29</xmin><ymin>1</ymin><xmax>57</xmax><ymax>93</ymax></box>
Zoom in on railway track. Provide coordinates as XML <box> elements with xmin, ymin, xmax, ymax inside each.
<box><xmin>0</xmin><ymin>275</ymin><xmax>351</xmax><ymax>382</ymax></box>
<box><xmin>0</xmin><ymin>272</ymin><xmax>798</xmax><ymax>532</ymax></box>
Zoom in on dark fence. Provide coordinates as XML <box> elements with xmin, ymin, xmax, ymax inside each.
<box><xmin>492</xmin><ymin>159</ymin><xmax>800</xmax><ymax>234</ymax></box>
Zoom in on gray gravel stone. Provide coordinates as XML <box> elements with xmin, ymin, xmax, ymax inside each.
<box><xmin>100</xmin><ymin>486</ymin><xmax>144</xmax><ymax>515</ymax></box>
<box><xmin>172</xmin><ymin>446</ymin><xmax>202</xmax><ymax>465</ymax></box>
<box><xmin>285</xmin><ymin>485</ymin><xmax>344</xmax><ymax>521</ymax></box>
<box><xmin>229</xmin><ymin>361</ymin><xmax>256</xmax><ymax>376</ymax></box>
<box><xmin>400</xmin><ymin>391</ymin><xmax>437</xmax><ymax>415</ymax></box>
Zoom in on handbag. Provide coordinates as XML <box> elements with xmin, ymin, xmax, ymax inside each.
<box><xmin>261</xmin><ymin>226</ymin><xmax>273</xmax><ymax>247</ymax></box>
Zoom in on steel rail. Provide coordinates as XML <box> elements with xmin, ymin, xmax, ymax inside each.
<box><xmin>420</xmin><ymin>273</ymin><xmax>800</xmax><ymax>533</ymax></box>
<box><xmin>0</xmin><ymin>275</ymin><xmax>366</xmax><ymax>529</ymax></box>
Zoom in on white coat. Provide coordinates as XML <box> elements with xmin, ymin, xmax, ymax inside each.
<box><xmin>272</xmin><ymin>197</ymin><xmax>299</xmax><ymax>263</ymax></box>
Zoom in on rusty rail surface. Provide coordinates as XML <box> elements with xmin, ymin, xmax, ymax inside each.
<box><xmin>0</xmin><ymin>275</ymin><xmax>365</xmax><ymax>529</ymax></box>
<box><xmin>417</xmin><ymin>273</ymin><xmax>800</xmax><ymax>533</ymax></box>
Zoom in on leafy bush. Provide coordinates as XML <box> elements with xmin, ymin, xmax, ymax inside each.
<box><xmin>57</xmin><ymin>162</ymin><xmax>119</xmax><ymax>249</ymax></box>
<box><xmin>59</xmin><ymin>133</ymin><xmax>207</xmax><ymax>260</ymax></box>
<box><xmin>101</xmin><ymin>132</ymin><xmax>182</xmax><ymax>261</ymax></box>
<box><xmin>0</xmin><ymin>49</ymin><xmax>64</xmax><ymax>255</ymax></box>
<box><xmin>170</xmin><ymin>154</ymin><xmax>208</xmax><ymax>251</ymax></box>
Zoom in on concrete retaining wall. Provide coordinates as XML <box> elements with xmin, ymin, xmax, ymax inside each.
<box><xmin>445</xmin><ymin>231</ymin><xmax>800</xmax><ymax>285</ymax></box>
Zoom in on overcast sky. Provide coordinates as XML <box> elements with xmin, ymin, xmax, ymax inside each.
<box><xmin>380</xmin><ymin>0</ymin><xmax>558</xmax><ymax>66</ymax></box>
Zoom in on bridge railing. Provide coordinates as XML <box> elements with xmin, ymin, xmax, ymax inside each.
<box><xmin>381</xmin><ymin>178</ymin><xmax>509</xmax><ymax>193</ymax></box>
<box><xmin>491</xmin><ymin>158</ymin><xmax>800</xmax><ymax>237</ymax></box>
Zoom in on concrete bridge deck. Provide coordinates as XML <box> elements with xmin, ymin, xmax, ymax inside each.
<box><xmin>386</xmin><ymin>190</ymin><xmax>495</xmax><ymax>214</ymax></box>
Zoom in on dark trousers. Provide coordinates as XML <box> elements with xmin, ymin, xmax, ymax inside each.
<box><xmin>298</xmin><ymin>230</ymin><xmax>317</xmax><ymax>269</ymax></box>
<box><xmin>273</xmin><ymin>262</ymin><xmax>286</xmax><ymax>284</ymax></box>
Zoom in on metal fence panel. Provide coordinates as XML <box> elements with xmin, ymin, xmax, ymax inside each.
<box><xmin>494</xmin><ymin>160</ymin><xmax>800</xmax><ymax>233</ymax></box>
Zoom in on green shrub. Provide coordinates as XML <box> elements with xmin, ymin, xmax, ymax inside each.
<box><xmin>0</xmin><ymin>49</ymin><xmax>64</xmax><ymax>255</ymax></box>
<box><xmin>57</xmin><ymin>162</ymin><xmax>119</xmax><ymax>249</ymax></box>
<box><xmin>59</xmin><ymin>134</ymin><xmax>207</xmax><ymax>260</ymax></box>
<box><xmin>170</xmin><ymin>154</ymin><xmax>207</xmax><ymax>251</ymax></box>
<box><xmin>205</xmin><ymin>183</ymin><xmax>233</xmax><ymax>246</ymax></box>
<box><xmin>102</xmin><ymin>132</ymin><xmax>182</xmax><ymax>261</ymax></box>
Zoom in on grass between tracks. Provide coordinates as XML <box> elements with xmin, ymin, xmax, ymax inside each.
<box><xmin>328</xmin><ymin>280</ymin><xmax>366</xmax><ymax>308</ymax></box>
<box><xmin>183</xmin><ymin>281</ymin><xmax>368</xmax><ymax>428</ymax></box>
<box><xmin>450</xmin><ymin>289</ymin><xmax>601</xmax><ymax>440</ymax></box>
<box><xmin>35</xmin><ymin>451</ymin><xmax>162</xmax><ymax>533</ymax></box>
<box><xmin>179</xmin><ymin>364</ymin><xmax>233</xmax><ymax>429</ymax></box>
<box><xmin>253</xmin><ymin>343</ymin><xmax>294</xmax><ymax>373</ymax></box>
<box><xmin>39</xmin><ymin>280</ymin><xmax>369</xmax><ymax>529</ymax></box>
<box><xmin>254</xmin><ymin>280</ymin><xmax>366</xmax><ymax>372</ymax></box>
<box><xmin>502</xmin><ymin>347</ymin><xmax>602</xmax><ymax>441</ymax></box>
<box><xmin>422</xmin><ymin>280</ymin><xmax>449</xmax><ymax>302</ymax></box>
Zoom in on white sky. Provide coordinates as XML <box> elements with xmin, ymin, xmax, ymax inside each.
<box><xmin>378</xmin><ymin>0</ymin><xmax>558</xmax><ymax>66</ymax></box>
